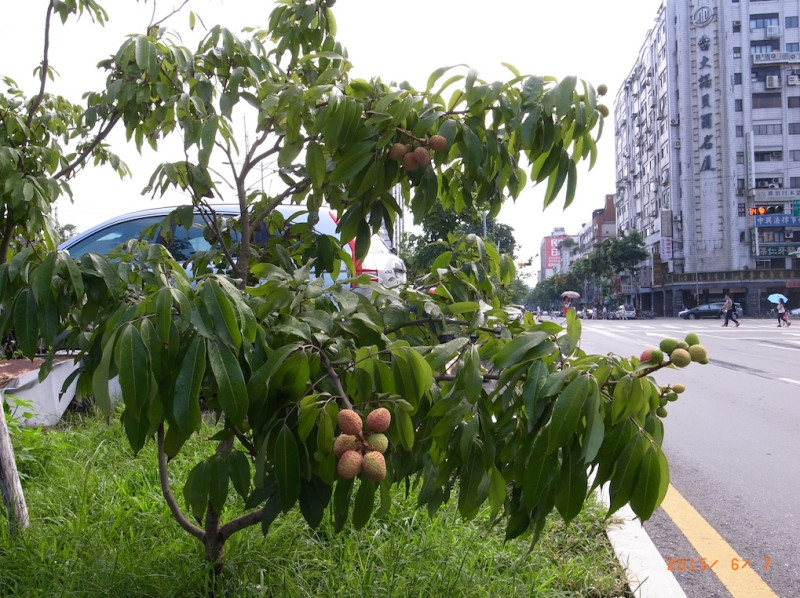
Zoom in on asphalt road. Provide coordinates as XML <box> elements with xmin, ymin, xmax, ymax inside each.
<box><xmin>574</xmin><ymin>315</ymin><xmax>800</xmax><ymax>598</ymax></box>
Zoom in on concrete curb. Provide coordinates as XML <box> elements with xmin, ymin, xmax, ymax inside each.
<box><xmin>595</xmin><ymin>484</ymin><xmax>687</xmax><ymax>598</ymax></box>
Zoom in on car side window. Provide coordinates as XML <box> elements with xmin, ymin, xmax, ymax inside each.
<box><xmin>64</xmin><ymin>216</ymin><xmax>164</xmax><ymax>258</ymax></box>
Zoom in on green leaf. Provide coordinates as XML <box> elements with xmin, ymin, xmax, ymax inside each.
<box><xmin>547</xmin><ymin>374</ymin><xmax>590</xmax><ymax>453</ymax></box>
<box><xmin>522</xmin><ymin>436</ymin><xmax>559</xmax><ymax>509</ymax></box>
<box><xmin>582</xmin><ymin>378</ymin><xmax>605</xmax><ymax>462</ymax></box>
<box><xmin>554</xmin><ymin>443</ymin><xmax>587</xmax><ymax>523</ymax></box>
<box><xmin>274</xmin><ymin>424</ymin><xmax>301</xmax><ymax>512</ymax></box>
<box><xmin>173</xmin><ymin>336</ymin><xmax>205</xmax><ymax>435</ymax></box>
<box><xmin>608</xmin><ymin>434</ymin><xmax>647</xmax><ymax>514</ymax></box>
<box><xmin>91</xmin><ymin>327</ymin><xmax>122</xmax><ymax>416</ymax></box>
<box><xmin>117</xmin><ymin>324</ymin><xmax>151</xmax><ymax>416</ymax></box>
<box><xmin>333</xmin><ymin>478</ymin><xmax>354</xmax><ymax>532</ymax></box>
<box><xmin>306</xmin><ymin>140</ymin><xmax>326</xmax><ymax>187</ymax></box>
<box><xmin>12</xmin><ymin>289</ymin><xmax>39</xmax><ymax>357</ymax></box>
<box><xmin>207</xmin><ymin>340</ymin><xmax>248</xmax><ymax>425</ymax></box>
<box><xmin>629</xmin><ymin>444</ymin><xmax>669</xmax><ymax>521</ymax></box>
<box><xmin>329</xmin><ymin>148</ymin><xmax>373</xmax><ymax>186</ymax></box>
<box><xmin>154</xmin><ymin>287</ymin><xmax>172</xmax><ymax>343</ymax></box>
<box><xmin>492</xmin><ymin>331</ymin><xmax>548</xmax><ymax>369</ymax></box>
<box><xmin>207</xmin><ymin>454</ymin><xmax>229</xmax><ymax>512</ymax></box>
<box><xmin>611</xmin><ymin>374</ymin><xmax>645</xmax><ymax>424</ymax></box>
<box><xmin>184</xmin><ymin>461</ymin><xmax>209</xmax><ymax>522</ymax></box>
<box><xmin>352</xmin><ymin>479</ymin><xmax>376</xmax><ymax>529</ymax></box>
<box><xmin>227</xmin><ymin>451</ymin><xmax>251</xmax><ymax>500</ymax></box>
<box><xmin>200</xmin><ymin>279</ymin><xmax>242</xmax><ymax>351</ymax></box>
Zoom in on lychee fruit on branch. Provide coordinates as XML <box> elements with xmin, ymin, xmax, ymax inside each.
<box><xmin>672</xmin><ymin>383</ymin><xmax>686</xmax><ymax>394</ymax></box>
<box><xmin>366</xmin><ymin>407</ymin><xmax>391</xmax><ymax>433</ymax></box>
<box><xmin>639</xmin><ymin>348</ymin><xmax>663</xmax><ymax>364</ymax></box>
<box><xmin>337</xmin><ymin>409</ymin><xmax>363</xmax><ymax>436</ymax></box>
<box><xmin>337</xmin><ymin>450</ymin><xmax>363</xmax><ymax>479</ymax></box>
<box><xmin>684</xmin><ymin>332</ymin><xmax>700</xmax><ymax>346</ymax></box>
<box><xmin>388</xmin><ymin>142</ymin><xmax>407</xmax><ymax>161</ymax></box>
<box><xmin>413</xmin><ymin>146</ymin><xmax>431</xmax><ymax>167</ymax></box>
<box><xmin>659</xmin><ymin>337</ymin><xmax>679</xmax><ymax>354</ymax></box>
<box><xmin>333</xmin><ymin>434</ymin><xmax>361</xmax><ymax>457</ymax></box>
<box><xmin>428</xmin><ymin>134</ymin><xmax>448</xmax><ymax>151</ymax></box>
<box><xmin>597</xmin><ymin>83</ymin><xmax>608</xmax><ymax>96</ymax></box>
<box><xmin>402</xmin><ymin>151</ymin><xmax>419</xmax><ymax>172</ymax></box>
<box><xmin>669</xmin><ymin>348</ymin><xmax>692</xmax><ymax>368</ymax></box>
<box><xmin>688</xmin><ymin>344</ymin><xmax>709</xmax><ymax>364</ymax></box>
<box><xmin>365</xmin><ymin>432</ymin><xmax>389</xmax><ymax>454</ymax></box>
<box><xmin>597</xmin><ymin>104</ymin><xmax>610</xmax><ymax>117</ymax></box>
<box><xmin>362</xmin><ymin>451</ymin><xmax>387</xmax><ymax>482</ymax></box>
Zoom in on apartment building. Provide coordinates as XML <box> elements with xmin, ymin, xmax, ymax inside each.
<box><xmin>614</xmin><ymin>0</ymin><xmax>800</xmax><ymax>316</ymax></box>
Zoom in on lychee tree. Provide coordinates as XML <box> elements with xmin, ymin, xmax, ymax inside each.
<box><xmin>0</xmin><ymin>0</ymin><xmax>704</xmax><ymax>575</ymax></box>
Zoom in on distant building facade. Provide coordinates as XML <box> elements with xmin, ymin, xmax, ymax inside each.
<box><xmin>539</xmin><ymin>228</ymin><xmax>572</xmax><ymax>282</ymax></box>
<box><xmin>614</xmin><ymin>1</ymin><xmax>800</xmax><ymax>316</ymax></box>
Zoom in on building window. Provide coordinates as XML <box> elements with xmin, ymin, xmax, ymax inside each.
<box><xmin>791</xmin><ymin>176</ymin><xmax>800</xmax><ymax>186</ymax></box>
<box><xmin>733</xmin><ymin>47</ymin><xmax>742</xmax><ymax>59</ymax></box>
<box><xmin>750</xmin><ymin>15</ymin><xmax>780</xmax><ymax>30</ymax></box>
<box><xmin>735</xmin><ymin>99</ymin><xmax>744</xmax><ymax>111</ymax></box>
<box><xmin>789</xmin><ymin>122</ymin><xmax>800</xmax><ymax>134</ymax></box>
<box><xmin>734</xmin><ymin>72</ymin><xmax>743</xmax><ymax>84</ymax></box>
<box><xmin>753</xmin><ymin>123</ymin><xmax>782</xmax><ymax>135</ymax></box>
<box><xmin>789</xmin><ymin>43</ymin><xmax>800</xmax><ymax>52</ymax></box>
<box><xmin>752</xmin><ymin>93</ymin><xmax>782</xmax><ymax>109</ymax></box>
<box><xmin>791</xmin><ymin>150</ymin><xmax>800</xmax><ymax>161</ymax></box>
<box><xmin>738</xmin><ymin>203</ymin><xmax>746</xmax><ymax>217</ymax></box>
<box><xmin>736</xmin><ymin>125</ymin><xmax>744</xmax><ymax>137</ymax></box>
<box><xmin>788</xmin><ymin>96</ymin><xmax>800</xmax><ymax>108</ymax></box>
<box><xmin>786</xmin><ymin>16</ymin><xmax>799</xmax><ymax>28</ymax></box>
<box><xmin>733</xmin><ymin>21</ymin><xmax>741</xmax><ymax>33</ymax></box>
<box><xmin>751</xmin><ymin>42</ymin><xmax>780</xmax><ymax>55</ymax></box>
<box><xmin>737</xmin><ymin>152</ymin><xmax>745</xmax><ymax>164</ymax></box>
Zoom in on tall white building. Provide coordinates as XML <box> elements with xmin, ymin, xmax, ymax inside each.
<box><xmin>614</xmin><ymin>1</ymin><xmax>800</xmax><ymax>316</ymax></box>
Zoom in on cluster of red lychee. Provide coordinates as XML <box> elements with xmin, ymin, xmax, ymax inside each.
<box><xmin>334</xmin><ymin>407</ymin><xmax>391</xmax><ymax>482</ymax></box>
<box><xmin>388</xmin><ymin>134</ymin><xmax>448</xmax><ymax>173</ymax></box>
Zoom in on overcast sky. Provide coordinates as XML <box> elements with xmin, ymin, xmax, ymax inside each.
<box><xmin>3</xmin><ymin>0</ymin><xmax>663</xmax><ymax>263</ymax></box>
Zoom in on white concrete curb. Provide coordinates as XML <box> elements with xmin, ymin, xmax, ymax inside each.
<box><xmin>595</xmin><ymin>483</ymin><xmax>687</xmax><ymax>598</ymax></box>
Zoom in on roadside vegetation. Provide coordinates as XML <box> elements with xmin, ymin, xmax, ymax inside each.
<box><xmin>1</xmin><ymin>411</ymin><xmax>630</xmax><ymax>597</ymax></box>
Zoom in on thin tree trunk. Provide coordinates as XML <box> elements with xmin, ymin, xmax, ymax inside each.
<box><xmin>0</xmin><ymin>393</ymin><xmax>30</xmax><ymax>533</ymax></box>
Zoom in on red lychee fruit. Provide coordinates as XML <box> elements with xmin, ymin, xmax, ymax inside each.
<box><xmin>366</xmin><ymin>407</ymin><xmax>391</xmax><ymax>433</ymax></box>
<box><xmin>362</xmin><ymin>451</ymin><xmax>387</xmax><ymax>482</ymax></box>
<box><xmin>402</xmin><ymin>151</ymin><xmax>419</xmax><ymax>172</ymax></box>
<box><xmin>337</xmin><ymin>409</ymin><xmax>362</xmax><ymax>436</ymax></box>
<box><xmin>333</xmin><ymin>434</ymin><xmax>361</xmax><ymax>457</ymax></box>
<box><xmin>428</xmin><ymin>134</ymin><xmax>447</xmax><ymax>151</ymax></box>
<box><xmin>337</xmin><ymin>450</ymin><xmax>363</xmax><ymax>479</ymax></box>
<box><xmin>413</xmin><ymin>146</ymin><xmax>431</xmax><ymax>166</ymax></box>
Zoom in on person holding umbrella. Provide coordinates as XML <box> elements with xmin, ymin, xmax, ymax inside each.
<box><xmin>777</xmin><ymin>298</ymin><xmax>791</xmax><ymax>327</ymax></box>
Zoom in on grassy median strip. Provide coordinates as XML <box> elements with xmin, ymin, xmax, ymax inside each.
<box><xmin>1</xmin><ymin>411</ymin><xmax>631</xmax><ymax>597</ymax></box>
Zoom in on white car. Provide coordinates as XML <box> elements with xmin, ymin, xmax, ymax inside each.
<box><xmin>57</xmin><ymin>204</ymin><xmax>407</xmax><ymax>289</ymax></box>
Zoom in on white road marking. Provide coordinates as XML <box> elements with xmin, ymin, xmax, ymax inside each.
<box><xmin>778</xmin><ymin>377</ymin><xmax>800</xmax><ymax>385</ymax></box>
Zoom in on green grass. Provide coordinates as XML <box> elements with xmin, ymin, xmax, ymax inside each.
<box><xmin>1</xmin><ymin>412</ymin><xmax>631</xmax><ymax>597</ymax></box>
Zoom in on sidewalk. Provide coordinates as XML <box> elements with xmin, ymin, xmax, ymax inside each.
<box><xmin>595</xmin><ymin>484</ymin><xmax>687</xmax><ymax>598</ymax></box>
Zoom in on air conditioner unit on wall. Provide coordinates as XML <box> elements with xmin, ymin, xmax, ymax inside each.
<box><xmin>766</xmin><ymin>25</ymin><xmax>781</xmax><ymax>39</ymax></box>
<box><xmin>766</xmin><ymin>75</ymin><xmax>781</xmax><ymax>88</ymax></box>
<box><xmin>788</xmin><ymin>75</ymin><xmax>800</xmax><ymax>85</ymax></box>
<box><xmin>785</xmin><ymin>231</ymin><xmax>794</xmax><ymax>239</ymax></box>
<box><xmin>674</xmin><ymin>140</ymin><xmax>681</xmax><ymax>148</ymax></box>
<box><xmin>670</xmin><ymin>118</ymin><xmax>679</xmax><ymax>125</ymax></box>
<box><xmin>768</xmin><ymin>183</ymin><xmax>779</xmax><ymax>188</ymax></box>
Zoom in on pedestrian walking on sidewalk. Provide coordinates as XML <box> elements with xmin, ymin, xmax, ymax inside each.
<box><xmin>776</xmin><ymin>298</ymin><xmax>791</xmax><ymax>327</ymax></box>
<box><xmin>721</xmin><ymin>294</ymin><xmax>739</xmax><ymax>327</ymax></box>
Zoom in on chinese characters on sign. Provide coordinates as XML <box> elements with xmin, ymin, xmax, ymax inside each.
<box><xmin>696</xmin><ymin>32</ymin><xmax>717</xmax><ymax>173</ymax></box>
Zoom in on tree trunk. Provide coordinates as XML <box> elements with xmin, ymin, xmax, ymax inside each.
<box><xmin>0</xmin><ymin>394</ymin><xmax>30</xmax><ymax>533</ymax></box>
<box><xmin>204</xmin><ymin>502</ymin><xmax>226</xmax><ymax>575</ymax></box>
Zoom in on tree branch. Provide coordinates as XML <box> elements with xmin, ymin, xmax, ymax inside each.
<box><xmin>157</xmin><ymin>424</ymin><xmax>204</xmax><ymax>540</ymax></box>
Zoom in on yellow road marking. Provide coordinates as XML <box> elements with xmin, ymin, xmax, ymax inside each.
<box><xmin>660</xmin><ymin>484</ymin><xmax>777</xmax><ymax>597</ymax></box>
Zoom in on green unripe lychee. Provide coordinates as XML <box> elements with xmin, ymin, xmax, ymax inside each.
<box><xmin>666</xmin><ymin>392</ymin><xmax>679</xmax><ymax>402</ymax></box>
<box><xmin>337</xmin><ymin>409</ymin><xmax>362</xmax><ymax>436</ymax></box>
<box><xmin>672</xmin><ymin>384</ymin><xmax>686</xmax><ymax>394</ymax></box>
<box><xmin>656</xmin><ymin>406</ymin><xmax>668</xmax><ymax>418</ymax></box>
<box><xmin>597</xmin><ymin>104</ymin><xmax>609</xmax><ymax>117</ymax></box>
<box><xmin>337</xmin><ymin>450</ymin><xmax>363</xmax><ymax>479</ymax></box>
<box><xmin>670</xmin><ymin>348</ymin><xmax>692</xmax><ymax>368</ymax></box>
<box><xmin>659</xmin><ymin>337</ymin><xmax>679</xmax><ymax>354</ymax></box>
<box><xmin>362</xmin><ymin>451</ymin><xmax>387</xmax><ymax>482</ymax></box>
<box><xmin>597</xmin><ymin>83</ymin><xmax>608</xmax><ymax>96</ymax></box>
<box><xmin>659</xmin><ymin>396</ymin><xmax>668</xmax><ymax>408</ymax></box>
<box><xmin>365</xmin><ymin>432</ymin><xmax>389</xmax><ymax>454</ymax></box>
<box><xmin>688</xmin><ymin>344</ymin><xmax>708</xmax><ymax>364</ymax></box>
<box><xmin>684</xmin><ymin>332</ymin><xmax>700</xmax><ymax>346</ymax></box>
<box><xmin>388</xmin><ymin>142</ymin><xmax>407</xmax><ymax>161</ymax></box>
<box><xmin>677</xmin><ymin>341</ymin><xmax>690</xmax><ymax>350</ymax></box>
